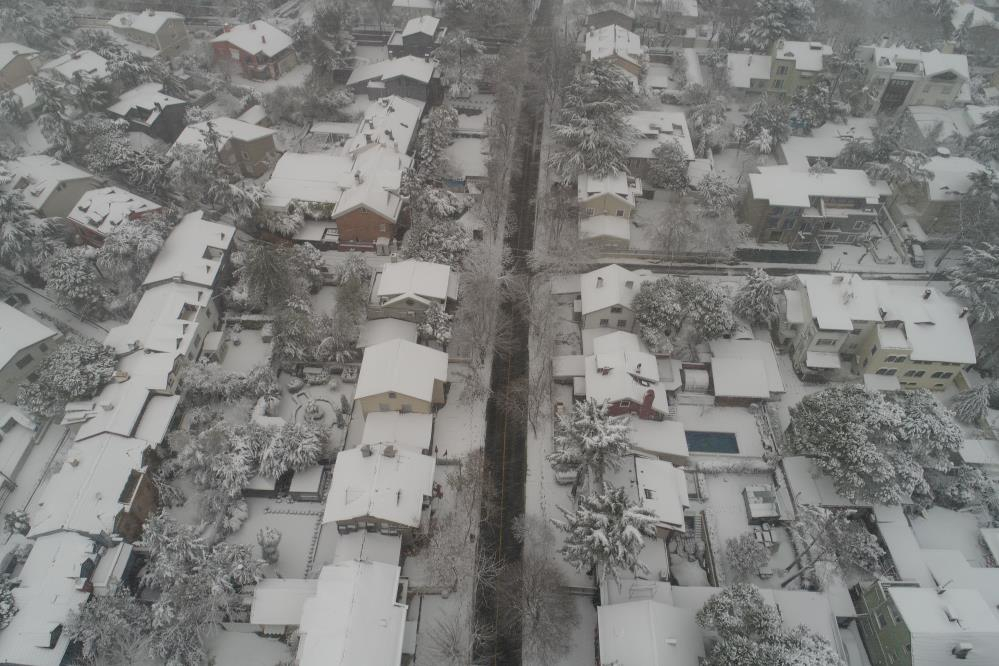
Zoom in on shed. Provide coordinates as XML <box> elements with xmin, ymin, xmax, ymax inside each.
<box><xmin>289</xmin><ymin>465</ymin><xmax>325</xmax><ymax>502</ymax></box>
<box><xmin>710</xmin><ymin>357</ymin><xmax>770</xmax><ymax>405</ymax></box>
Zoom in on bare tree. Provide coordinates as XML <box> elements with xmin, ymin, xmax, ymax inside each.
<box><xmin>427</xmin><ymin>604</ymin><xmax>495</xmax><ymax>666</ymax></box>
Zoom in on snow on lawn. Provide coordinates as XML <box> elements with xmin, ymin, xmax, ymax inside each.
<box><xmin>432</xmin><ymin>364</ymin><xmax>489</xmax><ymax>460</ymax></box>
<box><xmin>711</xmin><ymin>147</ymin><xmax>775</xmax><ymax>187</ymax></box>
<box><xmin>206</xmin><ymin>630</ymin><xmax>292</xmax><ymax>666</ymax></box>
<box><xmin>523</xmin><ymin>595</ymin><xmax>597</xmax><ymax>666</ymax></box>
<box><xmin>220</xmin><ymin>329</ymin><xmax>272</xmax><ymax>375</ymax></box>
<box><xmin>225</xmin><ymin>496</ymin><xmax>324</xmax><ymax>579</ymax></box>
<box><xmin>910</xmin><ymin>506</ymin><xmax>991</xmax><ymax>566</ymax></box>
<box><xmin>230</xmin><ymin>63</ymin><xmax>313</xmax><ymax>94</ymax></box>
<box><xmin>309</xmin><ymin>284</ymin><xmax>340</xmax><ymax>317</ymax></box>
<box><xmin>410</xmin><ymin>592</ymin><xmax>472</xmax><ymax>664</ymax></box>
<box><xmin>163</xmin><ymin>474</ymin><xmax>204</xmax><ymax>528</ymax></box>
<box><xmin>772</xmin><ymin>352</ymin><xmax>827</xmax><ymax>432</ymax></box>
<box><xmin>675</xmin><ymin>404</ymin><xmax>765</xmax><ymax>458</ymax></box>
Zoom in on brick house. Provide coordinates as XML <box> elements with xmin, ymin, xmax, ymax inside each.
<box><xmin>211</xmin><ymin>21</ymin><xmax>297</xmax><ymax>80</ymax></box>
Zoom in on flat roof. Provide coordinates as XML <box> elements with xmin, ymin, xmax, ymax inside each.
<box><xmin>250</xmin><ymin>578</ymin><xmax>320</xmax><ymax>626</ymax></box>
<box><xmin>710</xmin><ymin>357</ymin><xmax>770</xmax><ymax>399</ymax></box>
<box><xmin>750</xmin><ymin>166</ymin><xmax>891</xmax><ymax>208</ymax></box>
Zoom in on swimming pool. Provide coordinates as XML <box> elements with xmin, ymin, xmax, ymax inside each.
<box><xmin>685</xmin><ymin>431</ymin><xmax>739</xmax><ymax>454</ymax></box>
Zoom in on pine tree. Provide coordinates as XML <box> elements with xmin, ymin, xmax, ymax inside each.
<box><xmin>646</xmin><ymin>141</ymin><xmax>690</xmax><ymax>191</ymax></box>
<box><xmin>733</xmin><ymin>267</ymin><xmax>779</xmax><ymax>326</ymax></box>
<box><xmin>402</xmin><ymin>216</ymin><xmax>470</xmax><ymax>269</ymax></box>
<box><xmin>781</xmin><ymin>505</ymin><xmax>883</xmax><ymax>587</ymax></box>
<box><xmin>419</xmin><ymin>302</ymin><xmax>454</xmax><ymax>346</ymax></box>
<box><xmin>552</xmin><ymin>484</ymin><xmax>658</xmax><ymax>583</ymax></box>
<box><xmin>950</xmin><ymin>383</ymin><xmax>994</xmax><ymax>425</ymax></box>
<box><xmin>0</xmin><ymin>190</ymin><xmax>37</xmax><ymax>275</ymax></box>
<box><xmin>688</xmin><ymin>280</ymin><xmax>736</xmax><ymax>339</ymax></box>
<box><xmin>697</xmin><ymin>583</ymin><xmax>781</xmax><ymax>639</ymax></box>
<box><xmin>547</xmin><ymin>398</ymin><xmax>633</xmax><ymax>491</ymax></box>
<box><xmin>16</xmin><ymin>339</ymin><xmax>117</xmax><ymax>417</ymax></box>
<box><xmin>694</xmin><ymin>173</ymin><xmax>738</xmax><ymax>217</ymax></box>
<box><xmin>41</xmin><ymin>247</ymin><xmax>106</xmax><ymax>314</ymax></box>
<box><xmin>68</xmin><ymin>591</ymin><xmax>153</xmax><ymax>666</ymax></box>
<box><xmin>949</xmin><ymin>243</ymin><xmax>999</xmax><ymax>324</ymax></box>
<box><xmin>743</xmin><ymin>0</ymin><xmax>816</xmax><ymax>51</ymax></box>
<box><xmin>433</xmin><ymin>30</ymin><xmax>486</xmax><ymax>98</ymax></box>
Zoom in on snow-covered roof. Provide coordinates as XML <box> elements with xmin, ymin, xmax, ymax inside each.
<box><xmin>772</xmin><ymin>40</ymin><xmax>833</xmax><ymax>72</ymax></box>
<box><xmin>250</xmin><ymin>578</ymin><xmax>320</xmax><ymax>626</ymax></box>
<box><xmin>402</xmin><ymin>15</ymin><xmax>439</xmax><ymax>37</ymax></box>
<box><xmin>41</xmin><ymin>50</ymin><xmax>109</xmax><ymax>81</ymax></box>
<box><xmin>377</xmin><ymin>259</ymin><xmax>454</xmax><ymax>304</ymax></box>
<box><xmin>211</xmin><ymin>21</ymin><xmax>293</xmax><ymax>58</ymax></box>
<box><xmin>796</xmin><ymin>273</ymin><xmax>881</xmax><ymax>331</ymax></box>
<box><xmin>71</xmin><ymin>378</ymin><xmax>179</xmax><ymax>445</ymax></box>
<box><xmin>324</xmin><ymin>443</ymin><xmax>434</xmax><ymax>527</ymax></box>
<box><xmin>597</xmin><ymin>599</ymin><xmax>704</xmax><ymax>666</ymax></box>
<box><xmin>104</xmin><ymin>283</ymin><xmax>212</xmax><ymax>360</ymax></box>
<box><xmin>964</xmin><ymin>104</ymin><xmax>999</xmax><ymax>128</ymax></box>
<box><xmin>584</xmin><ymin>331</ymin><xmax>670</xmax><ymax>416</ymax></box>
<box><xmin>924</xmin><ymin>154</ymin><xmax>989</xmax><ymax>201</ymax></box>
<box><xmin>344</xmin><ymin>96</ymin><xmax>425</xmax><ymax>156</ymax></box>
<box><xmin>579</xmin><ymin>264</ymin><xmax>647</xmax><ymax>315</ymax></box>
<box><xmin>863</xmin><ymin>372</ymin><xmax>902</xmax><ymax>391</ymax></box>
<box><xmin>67</xmin><ymin>186</ymin><xmax>161</xmax><ymax>236</ymax></box>
<box><xmin>628</xmin><ymin>108</ymin><xmax>695</xmax><ymax>160</ymax></box>
<box><xmin>0</xmin><ymin>532</ymin><xmax>95</xmax><ymax>666</ymax></box>
<box><xmin>710</xmin><ymin>357</ymin><xmax>770</xmax><ymax>399</ymax></box>
<box><xmin>12</xmin><ymin>80</ymin><xmax>35</xmax><ymax>109</ymax></box>
<box><xmin>959</xmin><ymin>438</ymin><xmax>999</xmax><ymax>467</ymax></box>
<box><xmin>296</xmin><ymin>560</ymin><xmax>407</xmax><ymax>666</ymax></box>
<box><xmin>781</xmin><ymin>455</ymin><xmax>873</xmax><ymax>509</ymax></box>
<box><xmin>29</xmin><ymin>434</ymin><xmax>149</xmax><ymax>539</ymax></box>
<box><xmin>0</xmin><ymin>303</ymin><xmax>57</xmax><ymax>372</ymax></box>
<box><xmin>578</xmin><ymin>171</ymin><xmax>639</xmax><ymax>207</ymax></box>
<box><xmin>141</xmin><ymin>211</ymin><xmax>234</xmax><ymax>288</ymax></box>
<box><xmin>952</xmin><ymin>2</ymin><xmax>999</xmax><ymax>29</ymax></box>
<box><xmin>347</xmin><ymin>55</ymin><xmax>437</xmax><ymax>86</ymax></box>
<box><xmin>445</xmin><ymin>137</ymin><xmax>488</xmax><ymax>179</ymax></box>
<box><xmin>107</xmin><ymin>82</ymin><xmax>184</xmax><ymax>126</ymax></box>
<box><xmin>360</xmin><ymin>411</ymin><xmax>434</xmax><ymax>453</ymax></box>
<box><xmin>874</xmin><ymin>506</ymin><xmax>933</xmax><ymax>586</ymax></box>
<box><xmin>907</xmin><ymin>105</ymin><xmax>974</xmax><ymax>142</ymax></box>
<box><xmin>629</xmin><ymin>418</ymin><xmax>689</xmax><ymax>463</ymax></box>
<box><xmin>585</xmin><ymin>24</ymin><xmax>643</xmax><ymax>66</ymax></box>
<box><xmin>0</xmin><ymin>42</ymin><xmax>37</xmax><ymax>70</ymax></box>
<box><xmin>393</xmin><ymin>0</ymin><xmax>437</xmax><ymax>9</ymax></box>
<box><xmin>1</xmin><ymin>155</ymin><xmax>94</xmax><ymax>213</ymax></box>
<box><xmin>579</xmin><ymin>214</ymin><xmax>631</xmax><ymax>243</ymax></box>
<box><xmin>335</xmin><ymin>179</ymin><xmax>404</xmax><ymax>222</ymax></box>
<box><xmin>354</xmin><ymin>339</ymin><xmax>449</xmax><ymax>403</ymax></box>
<box><xmin>171</xmin><ymin>117</ymin><xmax>276</xmax><ymax>153</ymax></box>
<box><xmin>0</xmin><ymin>401</ymin><xmax>36</xmax><ymax>479</ymax></box>
<box><xmin>358</xmin><ymin>318</ymin><xmax>418</xmax><ymax>349</ymax></box>
<box><xmin>865</xmin><ymin>45</ymin><xmax>969</xmax><ymax>81</ymax></box>
<box><xmin>779</xmin><ymin>119</ymin><xmax>877</xmax><ymax>171</ymax></box>
<box><xmin>874</xmin><ymin>282</ymin><xmax>977</xmax><ymax>364</ymax></box>
<box><xmin>749</xmin><ymin>166</ymin><xmax>891</xmax><ymax>208</ymax></box>
<box><xmin>91</xmin><ymin>541</ymin><xmax>132</xmax><ymax>593</ymax></box>
<box><xmin>982</xmin><ymin>528</ymin><xmax>999</xmax><ymax>564</ymax></box>
<box><xmin>887</xmin><ymin>586</ymin><xmax>999</xmax><ymax>666</ymax></box>
<box><xmin>265</xmin><ymin>153</ymin><xmax>354</xmax><ymax>206</ymax></box>
<box><xmin>921</xmin><ymin>548</ymin><xmax>999</xmax><ymax>617</ymax></box>
<box><xmin>332</xmin><ymin>530</ymin><xmax>403</xmax><ymax>565</ymax></box>
<box><xmin>634</xmin><ymin>457</ymin><xmax>689</xmax><ymax>531</ymax></box>
<box><xmin>726</xmin><ymin>53</ymin><xmax>771</xmax><ymax>89</ymax></box>
<box><xmin>709</xmin><ymin>339</ymin><xmax>785</xmax><ymax>394</ymax></box>
<box><xmin>109</xmin><ymin>10</ymin><xmax>184</xmax><ymax>34</ymax></box>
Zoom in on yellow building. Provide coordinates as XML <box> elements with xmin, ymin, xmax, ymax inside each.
<box><xmin>354</xmin><ymin>339</ymin><xmax>449</xmax><ymax>416</ymax></box>
<box><xmin>577</xmin><ymin>172</ymin><xmax>643</xmax><ymax>219</ymax></box>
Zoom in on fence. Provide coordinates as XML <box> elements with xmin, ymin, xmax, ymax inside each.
<box><xmin>734</xmin><ymin>243</ymin><xmax>821</xmax><ymax>264</ymax></box>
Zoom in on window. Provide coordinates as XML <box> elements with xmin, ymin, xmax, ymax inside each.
<box><xmin>388</xmin><ymin>391</ymin><xmax>397</xmax><ymax>399</ymax></box>
<box><xmin>620</xmin><ymin>400</ymin><xmax>631</xmax><ymax>407</ymax></box>
<box><xmin>644</xmin><ymin>488</ymin><xmax>656</xmax><ymax>499</ymax></box>
<box><xmin>776</xmin><ymin>65</ymin><xmax>789</xmax><ymax>75</ymax></box>
<box><xmin>884</xmin><ymin>355</ymin><xmax>907</xmax><ymax>363</ymax></box>
<box><xmin>931</xmin><ymin>371</ymin><xmax>953</xmax><ymax>379</ymax></box>
<box><xmin>599</xmin><ymin>318</ymin><xmax>609</xmax><ymax>327</ymax></box>
<box><xmin>876</xmin><ymin>368</ymin><xmax>898</xmax><ymax>376</ymax></box>
<box><xmin>610</xmin><ymin>306</ymin><xmax>623</xmax><ymax>313</ymax></box>
<box><xmin>400</xmin><ymin>404</ymin><xmax>411</xmax><ymax>413</ymax></box>
<box><xmin>616</xmin><ymin>209</ymin><xmax>625</xmax><ymax>217</ymax></box>
<box><xmin>624</xmin><ymin>281</ymin><xmax>634</xmax><ymax>289</ymax></box>
<box><xmin>773</xmin><ymin>79</ymin><xmax>785</xmax><ymax>90</ymax></box>
<box><xmin>585</xmin><ymin>208</ymin><xmax>594</xmax><ymax>217</ymax></box>
<box><xmin>903</xmin><ymin>370</ymin><xmax>925</xmax><ymax>378</ymax></box>
<box><xmin>853</xmin><ymin>220</ymin><xmax>868</xmax><ymax>230</ymax></box>
<box><xmin>815</xmin><ymin>339</ymin><xmax>837</xmax><ymax>346</ymax></box>
<box><xmin>617</xmin><ymin>320</ymin><xmax>627</xmax><ymax>328</ymax></box>
<box><xmin>15</xmin><ymin>354</ymin><xmax>33</xmax><ymax>369</ymax></box>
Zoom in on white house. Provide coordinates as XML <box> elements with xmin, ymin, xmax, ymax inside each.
<box><xmin>141</xmin><ymin>211</ymin><xmax>235</xmax><ymax>290</ymax></box>
<box><xmin>578</xmin><ymin>264</ymin><xmax>650</xmax><ymax>330</ymax></box>
<box><xmin>597</xmin><ymin>599</ymin><xmax>704</xmax><ymax>666</ymax></box>
<box><xmin>372</xmin><ymin>259</ymin><xmax>458</xmax><ymax>321</ymax></box>
<box><xmin>857</xmin><ymin>44</ymin><xmax>970</xmax><ymax>114</ymax></box>
<box><xmin>41</xmin><ymin>50</ymin><xmax>109</xmax><ymax>83</ymax></box>
<box><xmin>359</xmin><ymin>411</ymin><xmax>434</xmax><ymax>455</ymax></box>
<box><xmin>343</xmin><ymin>96</ymin><xmax>425</xmax><ymax>156</ymax></box>
<box><xmin>0</xmin><ymin>304</ymin><xmax>59</xmax><ymax>402</ymax></box>
<box><xmin>66</xmin><ymin>186</ymin><xmax>162</xmax><ymax>246</ymax></box>
<box><xmin>633</xmin><ymin>457</ymin><xmax>689</xmax><ymax>536</ymax></box>
<box><xmin>1</xmin><ymin>155</ymin><xmax>97</xmax><ymax>218</ymax></box>
<box><xmin>354</xmin><ymin>339</ymin><xmax>449</xmax><ymax>415</ymax></box>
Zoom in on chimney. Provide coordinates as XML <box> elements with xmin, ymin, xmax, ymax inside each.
<box><xmin>923</xmin><ymin>289</ymin><xmax>932</xmax><ymax>300</ymax></box>
<box><xmin>383</xmin><ymin>445</ymin><xmax>397</xmax><ymax>458</ymax></box>
<box><xmin>960</xmin><ymin>307</ymin><xmax>969</xmax><ymax>318</ymax></box>
<box><xmin>636</xmin><ymin>363</ymin><xmax>642</xmax><ymax>374</ymax></box>
<box><xmin>385</xmin><ymin>129</ymin><xmax>394</xmax><ymax>139</ymax></box>
<box><xmin>878</xmin><ymin>307</ymin><xmax>887</xmax><ymax>320</ymax></box>
<box><xmin>354</xmin><ymin>170</ymin><xmax>363</xmax><ymax>184</ymax></box>
<box><xmin>251</xmin><ymin>22</ymin><xmax>257</xmax><ymax>30</ymax></box>
<box><xmin>361</xmin><ymin>444</ymin><xmax>372</xmax><ymax>457</ymax></box>
<box><xmin>639</xmin><ymin>389</ymin><xmax>656</xmax><ymax>420</ymax></box>
<box><xmin>596</xmin><ymin>276</ymin><xmax>604</xmax><ymax>288</ymax></box>
<box><xmin>953</xmin><ymin>643</ymin><xmax>974</xmax><ymax>659</ymax></box>
<box><xmin>147</xmin><ymin>8</ymin><xmax>155</xmax><ymax>16</ymax></box>
<box><xmin>223</xmin><ymin>23</ymin><xmax>231</xmax><ymax>32</ymax></box>
<box><xmin>261</xmin><ymin>35</ymin><xmax>266</xmax><ymax>44</ymax></box>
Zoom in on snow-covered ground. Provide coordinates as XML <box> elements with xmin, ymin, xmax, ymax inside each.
<box><xmin>225</xmin><ymin>497</ymin><xmax>324</xmax><ymax>579</ymax></box>
<box><xmin>206</xmin><ymin>629</ymin><xmax>293</xmax><ymax>666</ymax></box>
<box><xmin>910</xmin><ymin>506</ymin><xmax>991</xmax><ymax>566</ymax></box>
<box><xmin>431</xmin><ymin>365</ymin><xmax>489</xmax><ymax>460</ymax></box>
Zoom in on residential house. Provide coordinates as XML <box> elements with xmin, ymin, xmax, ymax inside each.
<box><xmin>141</xmin><ymin>210</ymin><xmax>235</xmax><ymax>290</ymax></box>
<box><xmin>577</xmin><ymin>264</ymin><xmax>649</xmax><ymax>330</ymax></box>
<box><xmin>344</xmin><ymin>95</ymin><xmax>426</xmax><ymax>156</ymax></box>
<box><xmin>295</xmin><ymin>561</ymin><xmax>409</xmax><ymax>665</ymax></box>
<box><xmin>0</xmin><ymin>403</ymin><xmax>38</xmax><ymax>508</ymax></box>
<box><xmin>856</xmin><ymin>44</ymin><xmax>969</xmax><ymax>114</ymax></box>
<box><xmin>323</xmin><ymin>443</ymin><xmax>435</xmax><ymax>536</ymax></box>
<box><xmin>586</xmin><ymin>3</ymin><xmax>637</xmax><ymax>31</ymax></box>
<box><xmin>1</xmin><ymin>155</ymin><xmax>98</xmax><ymax>218</ymax></box>
<box><xmin>584</xmin><ymin>24</ymin><xmax>644</xmax><ymax>80</ymax></box>
<box><xmin>108</xmin><ymin>10</ymin><xmax>190</xmax><ymax>57</ymax></box>
<box><xmin>578</xmin><ymin>171</ymin><xmax>643</xmax><ymax>220</ymax></box>
<box><xmin>0</xmin><ymin>304</ymin><xmax>59</xmax><ymax>403</ymax></box>
<box><xmin>776</xmin><ymin>118</ymin><xmax>877</xmax><ymax>170</ymax></box>
<box><xmin>854</xmin><ymin>583</ymin><xmax>999</xmax><ymax>666</ymax></box>
<box><xmin>28</xmin><ymin>434</ymin><xmax>156</xmax><ymax>542</ymax></box>
<box><xmin>354</xmin><ymin>339</ymin><xmax>449</xmax><ymax>416</ymax></box>
<box><xmin>345</xmin><ymin>55</ymin><xmax>439</xmax><ymax>102</ymax></box>
<box><xmin>67</xmin><ymin>186</ymin><xmax>162</xmax><ymax>246</ymax></box>
<box><xmin>107</xmin><ymin>82</ymin><xmax>187</xmax><ymax>142</ymax></box>
<box><xmin>626</xmin><ymin>108</ymin><xmax>695</xmax><ymax>179</ymax></box>
<box><xmin>708</xmin><ymin>338</ymin><xmax>785</xmax><ymax>404</ymax></box>
<box><xmin>951</xmin><ymin>2</ymin><xmax>999</xmax><ymax>59</ymax></box>
<box><xmin>371</xmin><ymin>259</ymin><xmax>458</xmax><ymax>322</ymax></box>
<box><xmin>597</xmin><ymin>599</ymin><xmax>704</xmax><ymax>666</ymax></box>
<box><xmin>582</xmin><ymin>331</ymin><xmax>674</xmax><ymax>420</ymax></box>
<box><xmin>778</xmin><ymin>273</ymin><xmax>977</xmax><ymax>388</ymax></box>
<box><xmin>359</xmin><ymin>411</ymin><xmax>434</xmax><ymax>455</ymax></box>
<box><xmin>392</xmin><ymin>0</ymin><xmax>440</xmax><ymax>21</ymax></box>
<box><xmin>743</xmin><ymin>166</ymin><xmax>892</xmax><ymax>246</ymax></box>
<box><xmin>170</xmin><ymin>117</ymin><xmax>278</xmax><ymax>177</ymax></box>
<box><xmin>40</xmin><ymin>50</ymin><xmax>109</xmax><ymax>84</ymax></box>
<box><xmin>727</xmin><ymin>40</ymin><xmax>833</xmax><ymax>95</ymax></box>
<box><xmin>891</xmin><ymin>152</ymin><xmax>990</xmax><ymax>236</ymax></box>
<box><xmin>0</xmin><ymin>43</ymin><xmax>39</xmax><ymax>90</ymax></box>
<box><xmin>211</xmin><ymin>21</ymin><xmax>297</xmax><ymax>80</ymax></box>
<box><xmin>579</xmin><ymin>215</ymin><xmax>632</xmax><ymax>250</ymax></box>
<box><xmin>387</xmin><ymin>15</ymin><xmax>447</xmax><ymax>58</ymax></box>
<box><xmin>903</xmin><ymin>105</ymin><xmax>998</xmax><ymax>149</ymax></box>
<box><xmin>632</xmin><ymin>456</ymin><xmax>689</xmax><ymax>536</ymax></box>
<box><xmin>0</xmin><ymin>533</ymin><xmax>102</xmax><ymax>666</ymax></box>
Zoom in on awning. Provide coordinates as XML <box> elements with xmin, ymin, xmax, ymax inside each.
<box><xmin>805</xmin><ymin>350</ymin><xmax>841</xmax><ymax>369</ymax></box>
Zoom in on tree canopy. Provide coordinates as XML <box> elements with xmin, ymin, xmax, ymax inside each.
<box><xmin>17</xmin><ymin>340</ymin><xmax>117</xmax><ymax>418</ymax></box>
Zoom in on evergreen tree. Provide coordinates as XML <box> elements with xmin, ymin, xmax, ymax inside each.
<box><xmin>547</xmin><ymin>398</ymin><xmax>633</xmax><ymax>492</ymax></box>
<box><xmin>743</xmin><ymin>0</ymin><xmax>816</xmax><ymax>51</ymax></box>
<box><xmin>781</xmin><ymin>505</ymin><xmax>883</xmax><ymax>587</ymax></box>
<box><xmin>694</xmin><ymin>173</ymin><xmax>738</xmax><ymax>217</ymax></box>
<box><xmin>646</xmin><ymin>141</ymin><xmax>690</xmax><ymax>191</ymax></box>
<box><xmin>967</xmin><ymin>110</ymin><xmax>999</xmax><ymax>163</ymax></box>
<box><xmin>0</xmin><ymin>190</ymin><xmax>38</xmax><ymax>275</ymax></box>
<box><xmin>433</xmin><ymin>30</ymin><xmax>486</xmax><ymax>98</ymax></box>
<box><xmin>257</xmin><ymin>423</ymin><xmax>324</xmax><ymax>479</ymax></box>
<box><xmin>419</xmin><ymin>302</ymin><xmax>454</xmax><ymax>346</ymax></box>
<box><xmin>950</xmin><ymin>383</ymin><xmax>994</xmax><ymax>425</ymax></box>
<box><xmin>68</xmin><ymin>591</ymin><xmax>153</xmax><ymax>666</ymax></box>
<box><xmin>948</xmin><ymin>243</ymin><xmax>999</xmax><ymax>324</ymax></box>
<box><xmin>402</xmin><ymin>216</ymin><xmax>470</xmax><ymax>269</ymax></box>
<box><xmin>16</xmin><ymin>339</ymin><xmax>117</xmax><ymax>418</ymax></box>
<box><xmin>725</xmin><ymin>532</ymin><xmax>772</xmax><ymax>581</ymax></box>
<box><xmin>697</xmin><ymin>583</ymin><xmax>781</xmax><ymax>639</ymax></box>
<box><xmin>733</xmin><ymin>267</ymin><xmax>779</xmax><ymax>326</ymax></box>
<box><xmin>329</xmin><ymin>251</ymin><xmax>373</xmax><ymax>285</ymax></box>
<box><xmin>553</xmin><ymin>484</ymin><xmax>658</xmax><ymax>583</ymax></box>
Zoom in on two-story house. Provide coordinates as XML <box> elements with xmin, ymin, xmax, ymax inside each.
<box><xmin>170</xmin><ymin>117</ymin><xmax>279</xmax><ymax>177</ymax></box>
<box><xmin>370</xmin><ymin>259</ymin><xmax>458</xmax><ymax>322</ymax></box>
<box><xmin>779</xmin><ymin>273</ymin><xmax>977</xmax><ymax>389</ymax></box>
<box><xmin>744</xmin><ymin>166</ymin><xmax>892</xmax><ymax>246</ymax></box>
<box><xmin>578</xmin><ymin>171</ymin><xmax>643</xmax><ymax>220</ymax></box>
<box><xmin>141</xmin><ymin>210</ymin><xmax>235</xmax><ymax>291</ymax></box>
<box><xmin>577</xmin><ymin>264</ymin><xmax>650</xmax><ymax>330</ymax></box>
<box><xmin>0</xmin><ymin>42</ymin><xmax>39</xmax><ymax>91</ymax></box>
<box><xmin>890</xmin><ymin>151</ymin><xmax>991</xmax><ymax>237</ymax></box>
<box><xmin>584</xmin><ymin>24</ymin><xmax>644</xmax><ymax>81</ymax></box>
<box><xmin>857</xmin><ymin>44</ymin><xmax>969</xmax><ymax>114</ymax></box>
<box><xmin>345</xmin><ymin>55</ymin><xmax>440</xmax><ymax>102</ymax></box>
<box><xmin>727</xmin><ymin>40</ymin><xmax>833</xmax><ymax>96</ymax></box>
<box><xmin>323</xmin><ymin>443</ymin><xmax>435</xmax><ymax>538</ymax></box>
<box><xmin>354</xmin><ymin>339</ymin><xmax>449</xmax><ymax>416</ymax></box>
<box><xmin>1</xmin><ymin>155</ymin><xmax>98</xmax><ymax>218</ymax></box>
<box><xmin>626</xmin><ymin>108</ymin><xmax>695</xmax><ymax>179</ymax></box>
<box><xmin>211</xmin><ymin>21</ymin><xmax>297</xmax><ymax>80</ymax></box>
<box><xmin>387</xmin><ymin>15</ymin><xmax>447</xmax><ymax>58</ymax></box>
<box><xmin>582</xmin><ymin>330</ymin><xmax>675</xmax><ymax>420</ymax></box>
<box><xmin>106</xmin><ymin>82</ymin><xmax>187</xmax><ymax>142</ymax></box>
<box><xmin>0</xmin><ymin>304</ymin><xmax>59</xmax><ymax>402</ymax></box>
<box><xmin>108</xmin><ymin>10</ymin><xmax>190</xmax><ymax>57</ymax></box>
<box><xmin>67</xmin><ymin>186</ymin><xmax>162</xmax><ymax>247</ymax></box>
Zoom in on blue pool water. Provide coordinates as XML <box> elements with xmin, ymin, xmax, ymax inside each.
<box><xmin>685</xmin><ymin>431</ymin><xmax>739</xmax><ymax>454</ymax></box>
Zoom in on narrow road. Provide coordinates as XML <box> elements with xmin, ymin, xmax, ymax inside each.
<box><xmin>473</xmin><ymin>1</ymin><xmax>548</xmax><ymax>663</ymax></box>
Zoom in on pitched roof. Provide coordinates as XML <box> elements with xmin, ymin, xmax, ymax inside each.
<box><xmin>265</xmin><ymin>153</ymin><xmax>355</xmax><ymax>206</ymax></box>
<box><xmin>634</xmin><ymin>457</ymin><xmax>689</xmax><ymax>530</ymax></box>
<box><xmin>108</xmin><ymin>10</ymin><xmax>184</xmax><ymax>34</ymax></box>
<box><xmin>866</xmin><ymin>45</ymin><xmax>969</xmax><ymax>81</ymax></box>
<box><xmin>41</xmin><ymin>50</ymin><xmax>109</xmax><ymax>81</ymax></box>
<box><xmin>923</xmin><ymin>154</ymin><xmax>989</xmax><ymax>202</ymax></box>
<box><xmin>323</xmin><ymin>443</ymin><xmax>435</xmax><ymax>527</ymax></box>
<box><xmin>377</xmin><ymin>259</ymin><xmax>454</xmax><ymax>303</ymax></box>
<box><xmin>0</xmin><ymin>303</ymin><xmax>57</xmax><ymax>371</ymax></box>
<box><xmin>0</xmin><ymin>42</ymin><xmax>37</xmax><ymax>70</ymax></box>
<box><xmin>296</xmin><ymin>561</ymin><xmax>407</xmax><ymax>666</ymax></box>
<box><xmin>749</xmin><ymin>166</ymin><xmax>891</xmax><ymax>207</ymax></box>
<box><xmin>628</xmin><ymin>108</ymin><xmax>695</xmax><ymax>160</ymax></box>
<box><xmin>141</xmin><ymin>211</ymin><xmax>234</xmax><ymax>288</ymax></box>
<box><xmin>402</xmin><ymin>15</ymin><xmax>439</xmax><ymax>37</ymax></box>
<box><xmin>887</xmin><ymin>586</ymin><xmax>999</xmax><ymax>666</ymax></box>
<box><xmin>104</xmin><ymin>283</ymin><xmax>211</xmax><ymax>358</ymax></box>
<box><xmin>346</xmin><ymin>55</ymin><xmax>437</xmax><ymax>86</ymax></box>
<box><xmin>211</xmin><ymin>21</ymin><xmax>293</xmax><ymax>58</ymax></box>
<box><xmin>579</xmin><ymin>264</ymin><xmax>646</xmax><ymax>315</ymax></box>
<box><xmin>354</xmin><ymin>339</ymin><xmax>448</xmax><ymax>403</ymax></box>
<box><xmin>772</xmin><ymin>40</ymin><xmax>832</xmax><ymax>72</ymax></box>
<box><xmin>171</xmin><ymin>117</ymin><xmax>276</xmax><ymax>152</ymax></box>
<box><xmin>359</xmin><ymin>411</ymin><xmax>433</xmax><ymax>453</ymax></box>
<box><xmin>726</xmin><ymin>52</ymin><xmax>772</xmax><ymax>89</ymax></box>
<box><xmin>1</xmin><ymin>155</ymin><xmax>94</xmax><ymax>213</ymax></box>
<box><xmin>597</xmin><ymin>600</ymin><xmax>703</xmax><ymax>666</ymax></box>
<box><xmin>583</xmin><ymin>331</ymin><xmax>670</xmax><ymax>415</ymax></box>
<box><xmin>585</xmin><ymin>24</ymin><xmax>643</xmax><ymax>66</ymax></box>
<box><xmin>578</xmin><ymin>171</ymin><xmax>638</xmax><ymax>206</ymax></box>
<box><xmin>344</xmin><ymin>96</ymin><xmax>425</xmax><ymax>155</ymax></box>
<box><xmin>67</xmin><ymin>186</ymin><xmax>161</xmax><ymax>236</ymax></box>
<box><xmin>107</xmin><ymin>82</ymin><xmax>185</xmax><ymax>126</ymax></box>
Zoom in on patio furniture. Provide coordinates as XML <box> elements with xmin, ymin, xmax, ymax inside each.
<box><xmin>287</xmin><ymin>376</ymin><xmax>305</xmax><ymax>392</ymax></box>
<box><xmin>758</xmin><ymin>566</ymin><xmax>774</xmax><ymax>579</ymax></box>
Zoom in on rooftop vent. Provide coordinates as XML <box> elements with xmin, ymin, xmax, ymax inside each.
<box><xmin>944</xmin><ymin>605</ymin><xmax>960</xmax><ymax>622</ymax></box>
<box><xmin>360</xmin><ymin>444</ymin><xmax>372</xmax><ymax>457</ymax></box>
